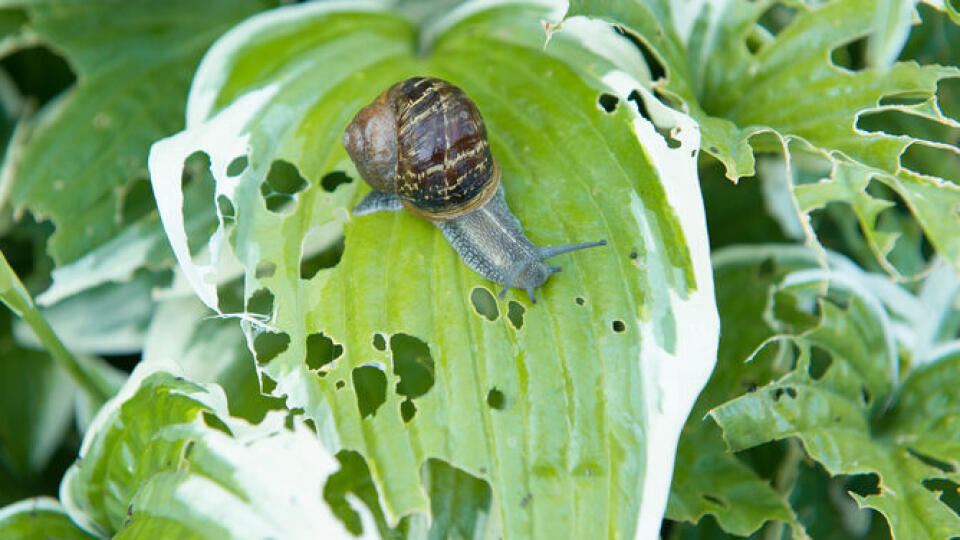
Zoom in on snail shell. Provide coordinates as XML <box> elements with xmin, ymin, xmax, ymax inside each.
<box><xmin>343</xmin><ymin>77</ymin><xmax>500</xmax><ymax>222</ymax></box>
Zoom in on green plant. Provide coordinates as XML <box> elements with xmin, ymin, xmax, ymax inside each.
<box><xmin>0</xmin><ymin>0</ymin><xmax>956</xmax><ymax>538</ymax></box>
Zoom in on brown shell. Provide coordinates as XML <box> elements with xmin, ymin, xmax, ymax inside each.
<box><xmin>385</xmin><ymin>77</ymin><xmax>499</xmax><ymax>222</ymax></box>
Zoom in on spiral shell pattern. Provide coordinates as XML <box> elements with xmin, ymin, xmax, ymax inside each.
<box><xmin>385</xmin><ymin>77</ymin><xmax>500</xmax><ymax>221</ymax></box>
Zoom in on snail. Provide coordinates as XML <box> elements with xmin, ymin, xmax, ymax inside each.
<box><xmin>342</xmin><ymin>77</ymin><xmax>605</xmax><ymax>304</ymax></box>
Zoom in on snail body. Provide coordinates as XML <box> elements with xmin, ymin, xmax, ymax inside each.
<box><xmin>343</xmin><ymin>77</ymin><xmax>605</xmax><ymax>303</ymax></box>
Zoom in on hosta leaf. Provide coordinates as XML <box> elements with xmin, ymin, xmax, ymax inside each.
<box><xmin>148</xmin><ymin>1</ymin><xmax>718</xmax><ymax>537</ymax></box>
<box><xmin>0</xmin><ymin>497</ymin><xmax>94</xmax><ymax>539</ymax></box>
<box><xmin>711</xmin><ymin>251</ymin><xmax>960</xmax><ymax>538</ymax></box>
<box><xmin>565</xmin><ymin>0</ymin><xmax>960</xmax><ymax>275</ymax></box>
<box><xmin>0</xmin><ymin>0</ymin><xmax>273</xmax><ymax>296</ymax></box>
<box><xmin>60</xmin><ymin>365</ymin><xmax>370</xmax><ymax>538</ymax></box>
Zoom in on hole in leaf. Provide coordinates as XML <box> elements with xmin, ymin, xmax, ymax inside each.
<box><xmin>627</xmin><ymin>89</ymin><xmax>681</xmax><ymax>146</ymax></box>
<box><xmin>701</xmin><ymin>493</ymin><xmax>727</xmax><ymax>508</ymax></box>
<box><xmin>265</xmin><ymin>159</ymin><xmax>308</xmax><ymax>195</ymax></box>
<box><xmin>255</xmin><ymin>261</ymin><xmax>276</xmax><ymax>279</ymax></box>
<box><xmin>922</xmin><ymin>478</ymin><xmax>960</xmax><ymax>514</ymax></box>
<box><xmin>612</xmin><ymin>320</ymin><xmax>626</xmax><ymax>333</ymax></box>
<box><xmin>321</xmin><ymin>170</ymin><xmax>353</xmax><ymax>192</ymax></box>
<box><xmin>335</xmin><ymin>380</ymin><xmax>345</xmax><ymax>389</ymax></box>
<box><xmin>400</xmin><ymin>399</ymin><xmax>416</xmax><ymax>423</ymax></box>
<box><xmin>486</xmin><ymin>388</ymin><xmax>505</xmax><ymax>410</ymax></box>
<box><xmin>830</xmin><ymin>36</ymin><xmax>868</xmax><ymax>72</ymax></box>
<box><xmin>352</xmin><ymin>364</ymin><xmax>387</xmax><ymax>418</ymax></box>
<box><xmin>756</xmin><ymin>4</ymin><xmax>797</xmax><ymax>36</ymax></box>
<box><xmin>861</xmin><ymin>386</ymin><xmax>872</xmax><ymax>405</ymax></box>
<box><xmin>1</xmin><ymin>45</ymin><xmax>75</xmax><ymax>106</ymax></box>
<box><xmin>262</xmin><ymin>193</ymin><xmax>294</xmax><ymax>214</ymax></box>
<box><xmin>391</xmin><ymin>334</ymin><xmax>435</xmax><ymax>400</ymax></box>
<box><xmin>627</xmin><ymin>89</ymin><xmax>652</xmax><ymax>122</ymax></box>
<box><xmin>201</xmin><ymin>411</ymin><xmax>232</xmax><ymax>436</ymax></box>
<box><xmin>118</xmin><ymin>177</ymin><xmax>154</xmax><ymax>225</ymax></box>
<box><xmin>372</xmin><ymin>333</ymin><xmax>386</xmax><ymax>351</ymax></box>
<box><xmin>575</xmin><ymin>297</ymin><xmax>585</xmax><ymax>306</ymax></box>
<box><xmin>785</xmin><ymin>386</ymin><xmax>797</xmax><ymax>399</ymax></box>
<box><xmin>808</xmin><ymin>346</ymin><xmax>832</xmax><ymax>380</ymax></box>
<box><xmin>181</xmin><ymin>151</ymin><xmax>218</xmax><ymax>252</ymax></box>
<box><xmin>217</xmin><ymin>195</ymin><xmax>235</xmax><ymax>221</ymax></box>
<box><xmin>301</xmin><ymin>237</ymin><xmax>344</xmax><ymax>280</ymax></box>
<box><xmin>420</xmin><ymin>458</ymin><xmax>492</xmax><ymax>535</ymax></box>
<box><xmin>324</xmin><ymin>451</ymin><xmax>390</xmax><ymax>536</ymax></box>
<box><xmin>216</xmin><ymin>281</ymin><xmax>244</xmax><ymax>313</ymax></box>
<box><xmin>908</xmin><ymin>448</ymin><xmax>955</xmax><ymax>473</ymax></box>
<box><xmin>470</xmin><ymin>287</ymin><xmax>499</xmax><ymax>322</ymax></box>
<box><xmin>772</xmin><ymin>387</ymin><xmax>785</xmax><ymax>401</ymax></box>
<box><xmin>846</xmin><ymin>473</ymin><xmax>881</xmax><ymax>497</ymax></box>
<box><xmin>507</xmin><ymin>301</ymin><xmax>525</xmax><ymax>330</ymax></box>
<box><xmin>254</xmin><ymin>331</ymin><xmax>290</xmax><ymax>364</ymax></box>
<box><xmin>878</xmin><ymin>92</ymin><xmax>931</xmax><ymax>107</ymax></box>
<box><xmin>261</xmin><ymin>373</ymin><xmax>277</xmax><ymax>394</ymax></box>
<box><xmin>306</xmin><ymin>331</ymin><xmax>344</xmax><ymax>371</ymax></box>
<box><xmin>261</xmin><ymin>159</ymin><xmax>308</xmax><ymax>214</ymax></box>
<box><xmin>598</xmin><ymin>93</ymin><xmax>619</xmax><ymax>113</ymax></box>
<box><xmin>246</xmin><ymin>288</ymin><xmax>274</xmax><ymax>317</ymax></box>
<box><xmin>613</xmin><ymin>25</ymin><xmax>665</xmax><ymax>80</ymax></box>
<box><xmin>226</xmin><ymin>155</ymin><xmax>248</xmax><ymax>177</ymax></box>
<box><xmin>901</xmin><ymin>142</ymin><xmax>960</xmax><ymax>184</ymax></box>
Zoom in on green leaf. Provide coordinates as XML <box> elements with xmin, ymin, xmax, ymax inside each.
<box><xmin>565</xmin><ymin>0</ymin><xmax>960</xmax><ymax>275</ymax></box>
<box><xmin>61</xmin><ymin>365</ymin><xmax>365</xmax><ymax>538</ymax></box>
<box><xmin>710</xmin><ymin>251</ymin><xmax>960</xmax><ymax>539</ymax></box>
<box><xmin>668</xmin><ymin>246</ymin><xmax>827</xmax><ymax>536</ymax></box>
<box><xmin>0</xmin><ymin>497</ymin><xmax>94</xmax><ymax>540</ymax></box>
<box><xmin>148</xmin><ymin>1</ymin><xmax>718</xmax><ymax>537</ymax></box>
<box><xmin>0</xmin><ymin>0</ymin><xmax>273</xmax><ymax>293</ymax></box>
<box><xmin>0</xmin><ymin>307</ymin><xmax>73</xmax><ymax>477</ymax></box>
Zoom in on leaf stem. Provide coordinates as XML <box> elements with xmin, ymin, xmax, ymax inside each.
<box><xmin>0</xmin><ymin>249</ymin><xmax>110</xmax><ymax>404</ymax></box>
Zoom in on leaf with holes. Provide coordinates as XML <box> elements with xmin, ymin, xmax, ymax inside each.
<box><xmin>564</xmin><ymin>0</ymin><xmax>960</xmax><ymax>276</ymax></box>
<box><xmin>148</xmin><ymin>1</ymin><xmax>718</xmax><ymax>537</ymax></box>
<box><xmin>59</xmin><ymin>364</ymin><xmax>370</xmax><ymax>538</ymax></box>
<box><xmin>710</xmin><ymin>249</ymin><xmax>960</xmax><ymax>539</ymax></box>
<box><xmin>0</xmin><ymin>0</ymin><xmax>275</xmax><ymax>304</ymax></box>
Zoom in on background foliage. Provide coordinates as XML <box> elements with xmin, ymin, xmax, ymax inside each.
<box><xmin>0</xmin><ymin>0</ymin><xmax>957</xmax><ymax>539</ymax></box>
